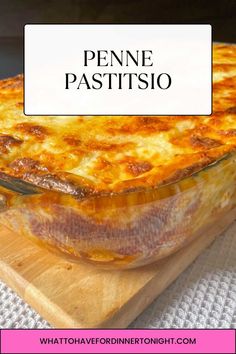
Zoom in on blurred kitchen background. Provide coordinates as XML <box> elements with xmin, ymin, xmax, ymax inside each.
<box><xmin>0</xmin><ymin>0</ymin><xmax>236</xmax><ymax>79</ymax></box>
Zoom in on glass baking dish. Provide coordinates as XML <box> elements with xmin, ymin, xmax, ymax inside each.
<box><xmin>0</xmin><ymin>151</ymin><xmax>235</xmax><ymax>269</ymax></box>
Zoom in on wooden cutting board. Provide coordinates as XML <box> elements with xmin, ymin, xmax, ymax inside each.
<box><xmin>0</xmin><ymin>211</ymin><xmax>234</xmax><ymax>328</ymax></box>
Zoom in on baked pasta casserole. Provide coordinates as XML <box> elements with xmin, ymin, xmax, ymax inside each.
<box><xmin>0</xmin><ymin>44</ymin><xmax>235</xmax><ymax>268</ymax></box>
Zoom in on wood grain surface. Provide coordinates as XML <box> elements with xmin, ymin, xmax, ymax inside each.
<box><xmin>0</xmin><ymin>210</ymin><xmax>235</xmax><ymax>328</ymax></box>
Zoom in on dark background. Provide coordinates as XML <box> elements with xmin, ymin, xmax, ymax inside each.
<box><xmin>0</xmin><ymin>0</ymin><xmax>236</xmax><ymax>78</ymax></box>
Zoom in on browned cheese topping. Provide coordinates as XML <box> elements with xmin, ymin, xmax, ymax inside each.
<box><xmin>0</xmin><ymin>44</ymin><xmax>235</xmax><ymax>197</ymax></box>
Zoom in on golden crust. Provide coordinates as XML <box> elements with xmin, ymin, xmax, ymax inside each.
<box><xmin>0</xmin><ymin>44</ymin><xmax>235</xmax><ymax>197</ymax></box>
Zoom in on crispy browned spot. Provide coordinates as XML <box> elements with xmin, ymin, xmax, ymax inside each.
<box><xmin>190</xmin><ymin>135</ymin><xmax>222</xmax><ymax>149</ymax></box>
<box><xmin>15</xmin><ymin>102</ymin><xmax>23</xmax><ymax>108</ymax></box>
<box><xmin>86</xmin><ymin>140</ymin><xmax>132</xmax><ymax>152</ymax></box>
<box><xmin>214</xmin><ymin>77</ymin><xmax>236</xmax><ymax>91</ymax></box>
<box><xmin>0</xmin><ymin>135</ymin><xmax>22</xmax><ymax>153</ymax></box>
<box><xmin>161</xmin><ymin>158</ymin><xmax>214</xmax><ymax>185</ymax></box>
<box><xmin>63</xmin><ymin>135</ymin><xmax>81</xmax><ymax>146</ymax></box>
<box><xmin>15</xmin><ymin>123</ymin><xmax>48</xmax><ymax>139</ymax></box>
<box><xmin>218</xmin><ymin>129</ymin><xmax>236</xmax><ymax>137</ymax></box>
<box><xmin>107</xmin><ymin>117</ymin><xmax>170</xmax><ymax>135</ymax></box>
<box><xmin>0</xmin><ymin>74</ymin><xmax>23</xmax><ymax>90</ymax></box>
<box><xmin>213</xmin><ymin>63</ymin><xmax>236</xmax><ymax>72</ymax></box>
<box><xmin>22</xmin><ymin>173</ymin><xmax>93</xmax><ymax>198</ymax></box>
<box><xmin>226</xmin><ymin>106</ymin><xmax>236</xmax><ymax>114</ymax></box>
<box><xmin>9</xmin><ymin>158</ymin><xmax>48</xmax><ymax>174</ymax></box>
<box><xmin>127</xmin><ymin>161</ymin><xmax>153</xmax><ymax>176</ymax></box>
<box><xmin>95</xmin><ymin>158</ymin><xmax>112</xmax><ymax>170</ymax></box>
